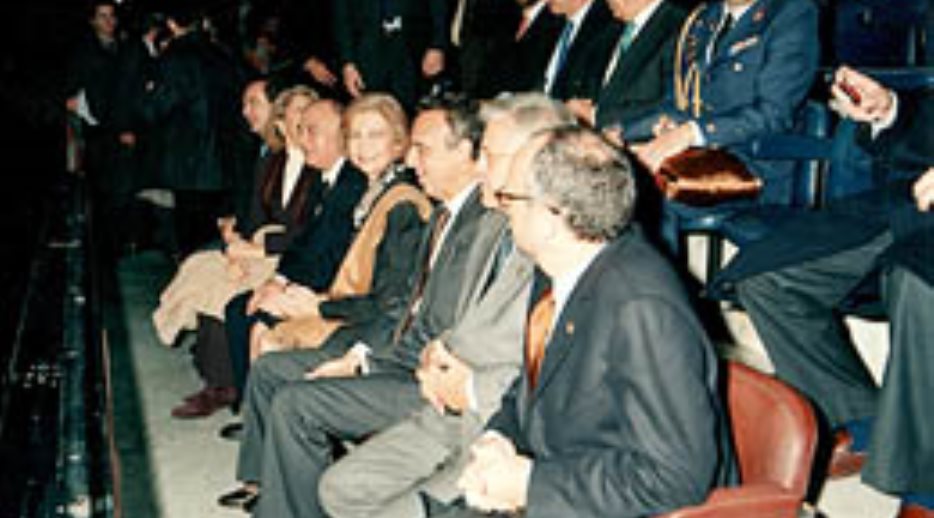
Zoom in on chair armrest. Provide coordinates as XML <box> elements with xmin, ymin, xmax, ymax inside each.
<box><xmin>656</xmin><ymin>484</ymin><xmax>802</xmax><ymax>518</ymax></box>
<box><xmin>748</xmin><ymin>134</ymin><xmax>833</xmax><ymax>161</ymax></box>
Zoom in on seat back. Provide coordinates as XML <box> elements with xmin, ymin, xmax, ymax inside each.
<box><xmin>726</xmin><ymin>362</ymin><xmax>817</xmax><ymax>494</ymax></box>
<box><xmin>829</xmin><ymin>0</ymin><xmax>927</xmax><ymax>67</ymax></box>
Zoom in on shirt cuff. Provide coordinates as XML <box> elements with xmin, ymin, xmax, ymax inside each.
<box><xmin>465</xmin><ymin>371</ymin><xmax>478</xmax><ymax>412</ymax></box>
<box><xmin>688</xmin><ymin>120</ymin><xmax>706</xmax><ymax>147</ymax></box>
<box><xmin>870</xmin><ymin>91</ymin><xmax>899</xmax><ymax>139</ymax></box>
<box><xmin>350</xmin><ymin>341</ymin><xmax>371</xmax><ymax>374</ymax></box>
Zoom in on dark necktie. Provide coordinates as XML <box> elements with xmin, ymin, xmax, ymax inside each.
<box><xmin>554</xmin><ymin>21</ymin><xmax>574</xmax><ymax>76</ymax></box>
<box><xmin>602</xmin><ymin>22</ymin><xmax>636</xmax><ymax>85</ymax></box>
<box><xmin>711</xmin><ymin>13</ymin><xmax>734</xmax><ymax>58</ymax></box>
<box><xmin>525</xmin><ymin>288</ymin><xmax>555</xmax><ymax>392</ymax></box>
<box><xmin>393</xmin><ymin>207</ymin><xmax>451</xmax><ymax>342</ymax></box>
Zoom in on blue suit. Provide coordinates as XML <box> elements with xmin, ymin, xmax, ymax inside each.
<box><xmin>628</xmin><ymin>0</ymin><xmax>819</xmax><ymax>204</ymax></box>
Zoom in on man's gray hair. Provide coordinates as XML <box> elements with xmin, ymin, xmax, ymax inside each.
<box><xmin>530</xmin><ymin>126</ymin><xmax>636</xmax><ymax>241</ymax></box>
<box><xmin>480</xmin><ymin>92</ymin><xmax>576</xmax><ymax>142</ymax></box>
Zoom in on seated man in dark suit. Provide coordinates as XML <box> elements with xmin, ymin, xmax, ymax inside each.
<box><xmin>723</xmin><ymin>67</ymin><xmax>934</xmax><ymax>518</ymax></box>
<box><xmin>565</xmin><ymin>0</ymin><xmax>686</xmax><ymax>130</ymax></box>
<box><xmin>224</xmin><ymin>98</ymin><xmax>368</xmax><ymax>405</ymax></box>
<box><xmin>450</xmin><ymin>126</ymin><xmax>735</xmax><ymax>517</ymax></box>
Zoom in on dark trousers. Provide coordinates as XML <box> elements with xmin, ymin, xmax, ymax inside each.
<box><xmin>737</xmin><ymin>231</ymin><xmax>934</xmax><ymax>494</ymax></box>
<box><xmin>191</xmin><ymin>314</ymin><xmax>235</xmax><ymax>389</ymax></box>
<box><xmin>254</xmin><ymin>370</ymin><xmax>424</xmax><ymax>518</ymax></box>
<box><xmin>225</xmin><ymin>292</ymin><xmax>280</xmax><ymax>397</ymax></box>
<box><xmin>236</xmin><ymin>348</ymin><xmax>341</xmax><ymax>484</ymax></box>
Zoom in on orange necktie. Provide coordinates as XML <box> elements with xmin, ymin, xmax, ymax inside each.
<box><xmin>525</xmin><ymin>288</ymin><xmax>555</xmax><ymax>391</ymax></box>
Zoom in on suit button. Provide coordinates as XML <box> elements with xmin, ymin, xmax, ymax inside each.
<box><xmin>706</xmin><ymin>123</ymin><xmax>717</xmax><ymax>133</ymax></box>
<box><xmin>733</xmin><ymin>62</ymin><xmax>744</xmax><ymax>72</ymax></box>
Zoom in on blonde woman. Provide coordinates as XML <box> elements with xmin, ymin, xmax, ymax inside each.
<box><xmin>253</xmin><ymin>93</ymin><xmax>432</xmax><ymax>355</ymax></box>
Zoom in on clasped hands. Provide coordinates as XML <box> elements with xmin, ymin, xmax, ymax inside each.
<box><xmin>415</xmin><ymin>339</ymin><xmax>472</xmax><ymax>415</ymax></box>
<box><xmin>457</xmin><ymin>430</ymin><xmax>532</xmax><ymax>514</ymax></box>
<box><xmin>629</xmin><ymin>115</ymin><xmax>696</xmax><ymax>172</ymax></box>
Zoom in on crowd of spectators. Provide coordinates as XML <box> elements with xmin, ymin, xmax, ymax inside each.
<box><xmin>63</xmin><ymin>0</ymin><xmax>933</xmax><ymax>516</ymax></box>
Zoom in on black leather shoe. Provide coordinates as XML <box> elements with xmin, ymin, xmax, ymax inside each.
<box><xmin>218</xmin><ymin>486</ymin><xmax>258</xmax><ymax>510</ymax></box>
<box><xmin>244</xmin><ymin>493</ymin><xmax>259</xmax><ymax>513</ymax></box>
<box><xmin>219</xmin><ymin>421</ymin><xmax>244</xmax><ymax>441</ymax></box>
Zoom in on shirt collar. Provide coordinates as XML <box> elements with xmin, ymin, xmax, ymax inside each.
<box><xmin>567</xmin><ymin>0</ymin><xmax>593</xmax><ymax>30</ymax></box>
<box><xmin>631</xmin><ymin>0</ymin><xmax>663</xmax><ymax>35</ymax></box>
<box><xmin>321</xmin><ymin>157</ymin><xmax>346</xmax><ymax>186</ymax></box>
<box><xmin>723</xmin><ymin>0</ymin><xmax>756</xmax><ymax>23</ymax></box>
<box><xmin>551</xmin><ymin>242</ymin><xmax>607</xmax><ymax>326</ymax></box>
<box><xmin>525</xmin><ymin>0</ymin><xmax>547</xmax><ymax>21</ymax></box>
<box><xmin>444</xmin><ymin>181</ymin><xmax>480</xmax><ymax>221</ymax></box>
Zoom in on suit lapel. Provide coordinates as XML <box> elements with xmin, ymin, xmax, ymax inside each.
<box><xmin>524</xmin><ymin>244</ymin><xmax>611</xmax><ymax>405</ymax></box>
<box><xmin>432</xmin><ymin>186</ymin><xmax>484</xmax><ymax>271</ymax></box>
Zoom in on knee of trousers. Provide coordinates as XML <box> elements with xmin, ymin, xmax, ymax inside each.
<box><xmin>268</xmin><ymin>383</ymin><xmax>329</xmax><ymax>432</ymax></box>
<box><xmin>735</xmin><ymin>270</ymin><xmax>784</xmax><ymax>306</ymax></box>
<box><xmin>318</xmin><ymin>460</ymin><xmax>361</xmax><ymax>514</ymax></box>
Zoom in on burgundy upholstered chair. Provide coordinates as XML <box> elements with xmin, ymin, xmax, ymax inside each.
<box><xmin>658</xmin><ymin>361</ymin><xmax>818</xmax><ymax>518</ymax></box>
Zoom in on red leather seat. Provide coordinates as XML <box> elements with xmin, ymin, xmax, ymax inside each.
<box><xmin>658</xmin><ymin>361</ymin><xmax>818</xmax><ymax>518</ymax></box>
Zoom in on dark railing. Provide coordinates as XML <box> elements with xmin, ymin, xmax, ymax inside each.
<box><xmin>0</xmin><ymin>173</ymin><xmax>114</xmax><ymax>518</ymax></box>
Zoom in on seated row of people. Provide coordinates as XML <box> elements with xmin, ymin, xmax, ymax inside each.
<box><xmin>204</xmin><ymin>91</ymin><xmax>737</xmax><ymax>517</ymax></box>
<box><xmin>154</xmin><ymin>65</ymin><xmax>933</xmax><ymax>518</ymax></box>
<box><xmin>143</xmin><ymin>0</ymin><xmax>932</xmax><ymax>515</ymax></box>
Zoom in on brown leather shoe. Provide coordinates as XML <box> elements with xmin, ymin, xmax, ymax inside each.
<box><xmin>827</xmin><ymin>428</ymin><xmax>867</xmax><ymax>479</ymax></box>
<box><xmin>171</xmin><ymin>387</ymin><xmax>237</xmax><ymax>419</ymax></box>
<box><xmin>896</xmin><ymin>504</ymin><xmax>934</xmax><ymax>518</ymax></box>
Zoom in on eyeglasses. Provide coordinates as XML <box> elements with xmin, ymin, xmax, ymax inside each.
<box><xmin>494</xmin><ymin>189</ymin><xmax>561</xmax><ymax>215</ymax></box>
<box><xmin>494</xmin><ymin>189</ymin><xmax>534</xmax><ymax>205</ymax></box>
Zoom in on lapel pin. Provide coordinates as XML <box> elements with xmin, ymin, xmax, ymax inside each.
<box><xmin>565</xmin><ymin>321</ymin><xmax>575</xmax><ymax>335</ymax></box>
<box><xmin>753</xmin><ymin>8</ymin><xmax>764</xmax><ymax>22</ymax></box>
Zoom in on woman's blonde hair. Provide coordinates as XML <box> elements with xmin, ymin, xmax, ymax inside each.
<box><xmin>263</xmin><ymin>84</ymin><xmax>319</xmax><ymax>151</ymax></box>
<box><xmin>343</xmin><ymin>93</ymin><xmax>410</xmax><ymax>158</ymax></box>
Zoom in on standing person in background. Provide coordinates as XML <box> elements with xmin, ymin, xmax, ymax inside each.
<box><xmin>65</xmin><ymin>0</ymin><xmax>129</xmax><ymax>259</ymax></box>
<box><xmin>334</xmin><ymin>0</ymin><xmax>448</xmax><ymax>111</ymax></box>
<box><xmin>114</xmin><ymin>10</ymin><xmax>171</xmax><ymax>254</ymax></box>
<box><xmin>445</xmin><ymin>0</ymin><xmax>521</xmax><ymax>98</ymax></box>
<box><xmin>139</xmin><ymin>6</ymin><xmax>231</xmax><ymax>258</ymax></box>
<box><xmin>489</xmin><ymin>0</ymin><xmax>564</xmax><ymax>95</ymax></box>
